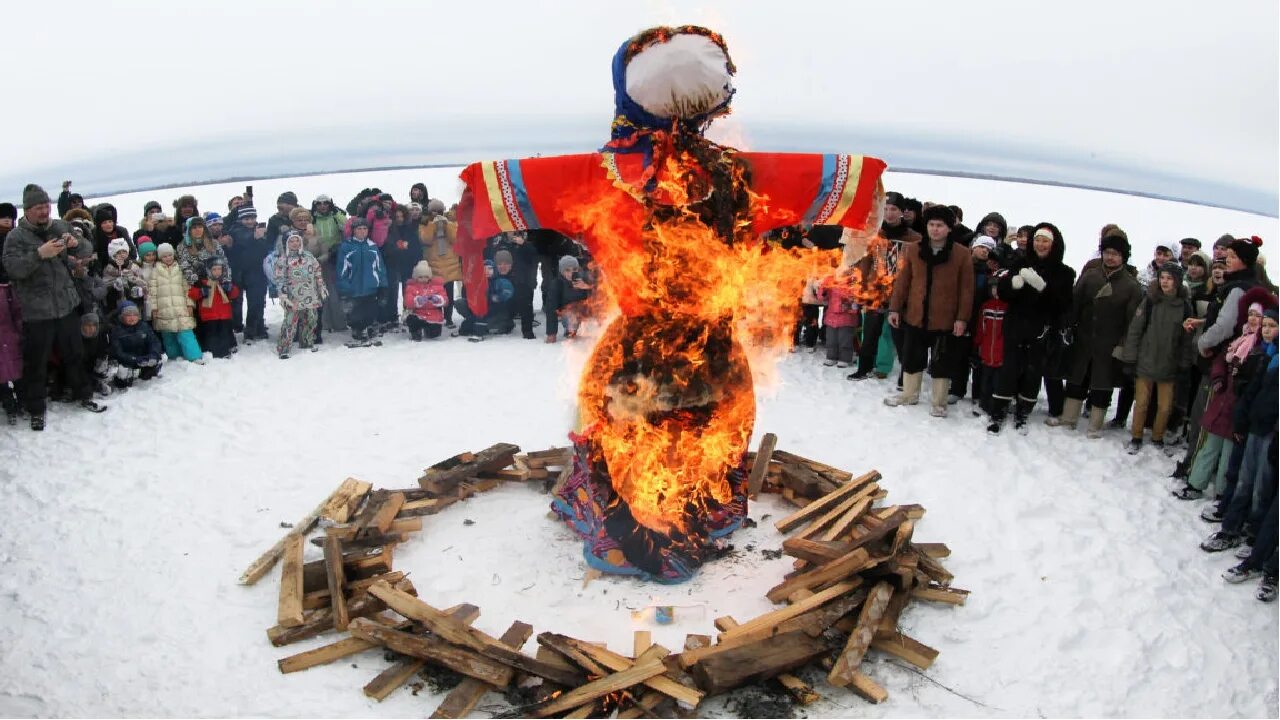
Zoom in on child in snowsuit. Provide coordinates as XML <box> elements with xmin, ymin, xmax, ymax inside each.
<box><xmin>337</xmin><ymin>219</ymin><xmax>386</xmax><ymax>346</ymax></box>
<box><xmin>401</xmin><ymin>261</ymin><xmax>448</xmax><ymax>341</ymax></box>
<box><xmin>188</xmin><ymin>258</ymin><xmax>240</xmax><ymax>359</ymax></box>
<box><xmin>78</xmin><ymin>311</ymin><xmax>114</xmax><ymax>397</ymax></box>
<box><xmin>547</xmin><ymin>255</ymin><xmax>593</xmax><ymax>342</ymax></box>
<box><xmin>818</xmin><ymin>266</ymin><xmax>859</xmax><ymax>368</ymax></box>
<box><xmin>487</xmin><ymin>255</ymin><xmax>518</xmax><ymax>335</ymax></box>
<box><xmin>147</xmin><ymin>242</ymin><xmax>204</xmax><ymax>363</ymax></box>
<box><xmin>273</xmin><ymin>230</ymin><xmax>327</xmax><ymax>358</ymax></box>
<box><xmin>977</xmin><ymin>271</ymin><xmax>1009</xmax><ymax>427</ymax></box>
<box><xmin>102</xmin><ymin>237</ymin><xmax>147</xmax><ymax>318</ymax></box>
<box><xmin>1120</xmin><ymin>262</ymin><xmax>1194</xmax><ymax>452</ymax></box>
<box><xmin>136</xmin><ymin>240</ymin><xmax>159</xmax><ymax>317</ymax></box>
<box><xmin>109</xmin><ymin>301</ymin><xmax>164</xmax><ymax>388</ymax></box>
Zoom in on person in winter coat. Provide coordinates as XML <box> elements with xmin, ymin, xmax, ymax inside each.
<box><xmin>547</xmin><ymin>255</ymin><xmax>594</xmax><ymax>341</ymax></box>
<box><xmin>986</xmin><ymin>224</ymin><xmax>1076</xmax><ymax>432</ymax></box>
<box><xmin>419</xmin><ymin>198</ymin><xmax>463</xmax><ymax>327</ymax></box>
<box><xmin>409</xmin><ymin>182</ymin><xmax>429</xmax><ymax>206</ymax></box>
<box><xmin>1202</xmin><ymin>309</ymin><xmax>1277</xmax><ymax>555</ymax></box>
<box><xmin>885</xmin><ymin>205</ymin><xmax>974</xmax><ymax>417</ymax></box>
<box><xmin>187</xmin><ymin>258</ymin><xmax>239</xmax><ymax>359</ymax></box>
<box><xmin>147</xmin><ymin>243</ymin><xmax>203</xmax><ymax>363</ymax></box>
<box><xmin>1136</xmin><ymin>243</ymin><xmax>1177</xmax><ymax>289</ymax></box>
<box><xmin>975</xmin><ymin>264</ymin><xmax>1009</xmax><ymax>420</ymax></box>
<box><xmin>365</xmin><ymin>193</ymin><xmax>395</xmax><ymax>248</ymax></box>
<box><xmin>950</xmin><ymin>235</ymin><xmax>997</xmax><ymax>405</ymax></box>
<box><xmin>309</xmin><ymin>195</ymin><xmax>348</xmax><ymax>334</ymax></box>
<box><xmin>70</xmin><ymin>311</ymin><xmax>114</xmax><ymax>398</ymax></box>
<box><xmin>224</xmin><ymin>204</ymin><xmax>272</xmax><ymax>342</ymax></box>
<box><xmin>1120</xmin><ymin>262</ymin><xmax>1195</xmax><ymax>452</ymax></box>
<box><xmin>101</xmin><ymin>237</ymin><xmax>147</xmax><ymax>319</ymax></box>
<box><xmin>91</xmin><ymin>203</ymin><xmax>135</xmax><ymax>269</ymax></box>
<box><xmin>173</xmin><ymin>194</ymin><xmax>200</xmax><ymax>231</ymax></box>
<box><xmin>818</xmin><ymin>265</ymin><xmax>859</xmax><ymax>368</ymax></box>
<box><xmin>794</xmin><ymin>273</ymin><xmax>823</xmax><ymax>352</ymax></box>
<box><xmin>1193</xmin><ymin>237</ymin><xmax>1266</xmax><ymax>357</ymax></box>
<box><xmin>273</xmin><ymin>230</ymin><xmax>327</xmax><ymax>358</ymax></box>
<box><xmin>401</xmin><ymin>261</ymin><xmax>448</xmax><ymax>341</ymax></box>
<box><xmin>135</xmin><ymin>240</ymin><xmax>159</xmax><ymax>315</ymax></box>
<box><xmin>337</xmin><ymin>219</ymin><xmax>387</xmax><ymax>346</ymax></box>
<box><xmin>0</xmin><ymin>263</ymin><xmax>22</xmax><ymax>424</ymax></box>
<box><xmin>108</xmin><ymin>301</ymin><xmax>163</xmax><ymax>388</ymax></box>
<box><xmin>1</xmin><ymin>184</ymin><xmax>107</xmax><ymax>429</ymax></box>
<box><xmin>500</xmin><ymin>235</ymin><xmax>540</xmax><ymax>339</ymax></box>
<box><xmin>266</xmin><ymin>191</ymin><xmax>298</xmax><ymax>251</ymax></box>
<box><xmin>56</xmin><ymin>181</ymin><xmax>84</xmax><ymax>218</ymax></box>
<box><xmin>850</xmin><ymin>192</ymin><xmax>920</xmax><ymax>380</ymax></box>
<box><xmin>1063</xmin><ymin>233</ymin><xmax>1142</xmax><ymax>438</ymax></box>
<box><xmin>176</xmin><ymin>216</ymin><xmax>228</xmax><ymax>285</ymax></box>
<box><xmin>380</xmin><ymin>205</ymin><xmax>422</xmax><ymax>328</ymax></box>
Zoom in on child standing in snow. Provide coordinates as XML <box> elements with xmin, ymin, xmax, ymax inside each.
<box><xmin>337</xmin><ymin>219</ymin><xmax>387</xmax><ymax>347</ymax></box>
<box><xmin>187</xmin><ymin>258</ymin><xmax>240</xmax><ymax>359</ymax></box>
<box><xmin>818</xmin><ymin>266</ymin><xmax>859</xmax><ymax>368</ymax></box>
<box><xmin>401</xmin><ymin>261</ymin><xmax>448</xmax><ymax>341</ymax></box>
<box><xmin>102</xmin><ymin>237</ymin><xmax>147</xmax><ymax>317</ymax></box>
<box><xmin>1120</xmin><ymin>262</ymin><xmax>1194</xmax><ymax>453</ymax></box>
<box><xmin>109</xmin><ymin>301</ymin><xmax>164</xmax><ymax>389</ymax></box>
<box><xmin>273</xmin><ymin>230</ymin><xmax>327</xmax><ymax>358</ymax></box>
<box><xmin>977</xmin><ymin>271</ymin><xmax>1009</xmax><ymax>428</ymax></box>
<box><xmin>147</xmin><ymin>243</ymin><xmax>204</xmax><ymax>363</ymax></box>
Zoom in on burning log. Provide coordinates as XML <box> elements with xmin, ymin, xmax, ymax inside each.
<box><xmin>527</xmin><ymin>651</ymin><xmax>669</xmax><ymax>718</ymax></box>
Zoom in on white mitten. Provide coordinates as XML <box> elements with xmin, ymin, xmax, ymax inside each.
<box><xmin>1019</xmin><ymin>267</ymin><xmax>1046</xmax><ymax>291</ymax></box>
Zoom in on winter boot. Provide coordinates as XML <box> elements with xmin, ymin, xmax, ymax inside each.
<box><xmin>1223</xmin><ymin>562</ymin><xmax>1260</xmax><ymax>584</ymax></box>
<box><xmin>80</xmin><ymin>399</ymin><xmax>107</xmax><ymax>414</ymax></box>
<box><xmin>847</xmin><ymin>367</ymin><xmax>871</xmax><ymax>381</ymax></box>
<box><xmin>30</xmin><ymin>413</ymin><xmax>45</xmax><ymax>431</ymax></box>
<box><xmin>1258</xmin><ymin>574</ymin><xmax>1278</xmax><ymax>602</ymax></box>
<box><xmin>408</xmin><ymin>324</ymin><xmax>424</xmax><ymax>342</ymax></box>
<box><xmin>1172</xmin><ymin>484</ymin><xmax>1204</xmax><ymax>500</ymax></box>
<box><xmin>884</xmin><ymin>372</ymin><xmax>923</xmax><ymax>407</ymax></box>
<box><xmin>1200</xmin><ymin>504</ymin><xmax>1225</xmax><ymax>523</ymax></box>
<box><xmin>1014</xmin><ymin>398</ymin><xmax>1035</xmax><ymax>433</ymax></box>
<box><xmin>1060</xmin><ymin>398</ymin><xmax>1084</xmax><ymax>430</ymax></box>
<box><xmin>1125</xmin><ymin>438</ymin><xmax>1143</xmax><ymax>455</ymax></box>
<box><xmin>929</xmin><ymin>378</ymin><xmax>951</xmax><ymax>418</ymax></box>
<box><xmin>986</xmin><ymin>400</ymin><xmax>1008</xmax><ymax>434</ymax></box>
<box><xmin>1085</xmin><ymin>406</ymin><xmax>1107</xmax><ymax>439</ymax></box>
<box><xmin>1201</xmin><ymin>531</ymin><xmax>1243</xmax><ymax>553</ymax></box>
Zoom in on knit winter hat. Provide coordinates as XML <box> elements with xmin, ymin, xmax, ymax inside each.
<box><xmin>493</xmin><ymin>249</ymin><xmax>514</xmax><ymax>265</ymax></box>
<box><xmin>1184</xmin><ymin>251</ymin><xmax>1210</xmax><ymax>271</ymax></box>
<box><xmin>1099</xmin><ymin>234</ymin><xmax>1132</xmax><ymax>262</ymax></box>
<box><xmin>107</xmin><ymin>238</ymin><xmax>130</xmax><ymax>258</ymax></box>
<box><xmin>921</xmin><ymin>204</ymin><xmax>956</xmax><ymax>230</ymax></box>
<box><xmin>1157</xmin><ymin>261</ymin><xmax>1184</xmax><ymax>283</ymax></box>
<box><xmin>143</xmin><ymin>200</ymin><xmax>162</xmax><ymax>215</ymax></box>
<box><xmin>93</xmin><ymin>204</ymin><xmax>118</xmax><ymax>224</ymax></box>
<box><xmin>314</xmin><ymin>194</ymin><xmax>332</xmax><ymax>204</ymax></box>
<box><xmin>971</xmin><ymin>237</ymin><xmax>998</xmax><ymax>253</ymax></box>
<box><xmin>157</xmin><ymin>242</ymin><xmax>175</xmax><ymax>257</ymax></box>
<box><xmin>1228</xmin><ymin>237</ymin><xmax>1262</xmax><ymax>268</ymax></box>
<box><xmin>238</xmin><ymin>204</ymin><xmax>258</xmax><ymax>219</ymax></box>
<box><xmin>1264</xmin><ymin>307</ymin><xmax>1279</xmax><ymax>322</ymax></box>
<box><xmin>277</xmin><ymin>191</ymin><xmax>298</xmax><ymax>206</ymax></box>
<box><xmin>1214</xmin><ymin>234</ymin><xmax>1235</xmax><ymax>249</ymax></box>
<box><xmin>558</xmin><ymin>255</ymin><xmax>581</xmax><ymax>272</ymax></box>
<box><xmin>427</xmin><ymin>198</ymin><xmax>446</xmax><ymax>214</ymax></box>
<box><xmin>349</xmin><ymin>217</ymin><xmax>369</xmax><ymax>230</ymax></box>
<box><xmin>204</xmin><ymin>212</ymin><xmax>223</xmax><ymax>226</ymax></box>
<box><xmin>186</xmin><ymin>216</ymin><xmax>205</xmax><ymax>232</ymax></box>
<box><xmin>22</xmin><ymin>183</ymin><xmax>51</xmax><ymax>209</ymax></box>
<box><xmin>412</xmin><ymin>261</ymin><xmax>433</xmax><ymax>280</ymax></box>
<box><xmin>81</xmin><ymin>311</ymin><xmax>100</xmax><ymax>327</ymax></box>
<box><xmin>0</xmin><ymin>202</ymin><xmax>16</xmax><ymax>220</ymax></box>
<box><xmin>118</xmin><ymin>300</ymin><xmax>141</xmax><ymax>317</ymax></box>
<box><xmin>137</xmin><ymin>241</ymin><xmax>157</xmax><ymax>257</ymax></box>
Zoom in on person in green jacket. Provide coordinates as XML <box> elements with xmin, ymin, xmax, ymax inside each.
<box><xmin>1121</xmin><ymin>262</ymin><xmax>1194</xmax><ymax>453</ymax></box>
<box><xmin>309</xmin><ymin>194</ymin><xmax>348</xmax><ymax>334</ymax></box>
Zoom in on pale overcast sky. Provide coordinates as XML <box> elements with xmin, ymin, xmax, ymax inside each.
<box><xmin>4</xmin><ymin>0</ymin><xmax>1277</xmax><ymax>214</ymax></box>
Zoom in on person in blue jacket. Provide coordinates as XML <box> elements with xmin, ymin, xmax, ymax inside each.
<box><xmin>337</xmin><ymin>219</ymin><xmax>387</xmax><ymax>346</ymax></box>
<box><xmin>108</xmin><ymin>300</ymin><xmax>164</xmax><ymax>389</ymax></box>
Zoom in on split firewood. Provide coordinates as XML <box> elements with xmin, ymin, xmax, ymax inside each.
<box><xmin>912</xmin><ymin>542</ymin><xmax>951</xmax><ymax>559</ymax></box>
<box><xmin>311</xmin><ymin>530</ymin><xmax>407</xmax><ymax>551</ymax></box>
<box><xmin>355</xmin><ymin>492</ymin><xmax>405</xmax><ymax>538</ymax></box>
<box><xmin>828</xmin><ymin>581</ymin><xmax>894</xmax><ymax>688</ymax></box>
<box><xmin>781</xmin><ymin>537</ymin><xmax>855</xmax><ymax>564</ymax></box>
<box><xmin>277</xmin><ymin>616</ymin><xmax>412</xmax><ymax>674</ymax></box>
<box><xmin>363</xmin><ymin>604</ymin><xmax>488</xmax><ymax>704</ymax></box>
<box><xmin>538</xmin><ymin>634</ymin><xmax>703</xmax><ymax>708</ymax></box>
<box><xmin>634</xmin><ymin>630</ymin><xmax>653</xmax><ymax>658</ymax></box>
<box><xmin>302</xmin><ymin>571</ymin><xmax>405</xmax><ymax>610</ymax></box>
<box><xmin>536</xmin><ymin>633</ymin><xmax>611</xmax><ymax>677</ymax></box>
<box><xmin>528</xmin><ymin>654</ymin><xmax>668</xmax><ymax>718</ymax></box>
<box><xmin>818</xmin><ymin>497</ymin><xmax>874</xmax><ymax>542</ymax></box>
<box><xmin>322</xmin><ymin>534</ymin><xmax>349</xmax><ymax>631</ymax></box>
<box><xmin>719</xmin><ymin>580</ymin><xmax>861</xmax><ymax>641</ymax></box>
<box><xmin>397</xmin><ymin>496</ymin><xmax>457</xmax><ymax>517</ymax></box>
<box><xmin>267</xmin><ymin>578</ymin><xmax>416</xmax><ymax>646</ymax></box>
<box><xmin>770</xmin><ymin>450</ymin><xmax>855</xmax><ymax>484</ymax></box>
<box><xmin>746</xmin><ymin>432</ymin><xmax>778</xmax><ymax>498</ymax></box>
<box><xmin>277</xmin><ymin>535</ymin><xmax>305</xmax><ymax>628</ymax></box>
<box><xmin>765</xmin><ymin>547</ymin><xmax>875</xmax><ymax>604</ymax></box>
<box><xmin>301</xmin><ymin>545</ymin><xmax>393</xmax><ymax>592</ymax></box>
<box><xmin>890</xmin><ymin>519</ymin><xmax>915</xmax><ymax>556</ymax></box>
<box><xmin>795</xmin><ymin>483</ymin><xmax>881</xmax><ymax>540</ymax></box>
<box><xmin>845</xmin><ymin>506</ymin><xmax>908</xmax><ymax>551</ymax></box>
<box><xmin>239</xmin><ymin>478</ymin><xmax>360</xmax><ymax>585</ymax></box>
<box><xmin>348</xmin><ymin>618</ymin><xmax>513</xmax><ymax>687</ymax></box>
<box><xmin>911</xmin><ymin>544</ymin><xmax>955</xmax><ymax>586</ymax></box>
<box><xmin>870</xmin><ymin>631</ymin><xmax>938</xmax><ymax>670</ymax></box>
<box><xmin>773</xmin><ymin>475</ymin><xmax>880</xmax><ymax>534</ymax></box>
<box><xmin>690</xmin><ymin>631</ymin><xmax>830</xmax><ymax>695</ymax></box>
<box><xmin>849</xmin><ymin>672</ymin><xmax>888</xmax><ymax>703</ymax></box>
<box><xmin>419</xmin><ymin>443</ymin><xmax>520</xmax><ymax>495</ymax></box>
<box><xmin>714</xmin><ymin>616</ymin><xmax>820</xmax><ymax>706</ymax></box>
<box><xmin>912</xmin><ymin>584</ymin><xmax>969</xmax><ymax>605</ymax></box>
<box><xmin>319</xmin><ymin>477</ymin><xmax>374</xmax><ymax>524</ymax></box>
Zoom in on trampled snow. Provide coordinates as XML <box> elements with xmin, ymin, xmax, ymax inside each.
<box><xmin>0</xmin><ymin>169</ymin><xmax>1276</xmax><ymax>718</ymax></box>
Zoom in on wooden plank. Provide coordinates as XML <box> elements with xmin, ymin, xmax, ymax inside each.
<box><xmin>778</xmin><ymin>462</ymin><xmax>825</xmax><ymax>499</ymax></box>
<box><xmin>364</xmin><ymin>492</ymin><xmax>406</xmax><ymax>536</ymax></box>
<box><xmin>529</xmin><ymin>660</ymin><xmax>668</xmax><ymax>718</ymax></box>
<box><xmin>617</xmin><ymin>690</ymin><xmax>667</xmax><ymax>719</ymax></box>
<box><xmin>419</xmin><ymin>443</ymin><xmax>520</xmax><ymax>494</ymax></box>
<box><xmin>711</xmin><ymin>615</ymin><xmax>817</xmax><ymax>706</ymax></box>
<box><xmin>913</xmin><ymin>542</ymin><xmax>951</xmax><ymax>559</ymax></box>
<box><xmin>819</xmin><ymin>497</ymin><xmax>873</xmax><ymax>542</ymax></box>
<box><xmin>850</xmin><ymin>672</ymin><xmax>888</xmax><ymax>703</ymax></box>
<box><xmin>765</xmin><ymin>547</ymin><xmax>873</xmax><ymax>604</ymax></box>
<box><xmin>302</xmin><ymin>546</ymin><xmax>394</xmax><ymax>592</ymax></box>
<box><xmin>543</xmin><ymin>635</ymin><xmax>702</xmax><ymax>707</ymax></box>
<box><xmin>901</xmin><ymin>503</ymin><xmax>926</xmax><ymax>520</ymax></box>
<box><xmin>890</xmin><ymin>519</ymin><xmax>915</xmax><ymax>556</ymax></box>
<box><xmin>367</xmin><ymin>584</ymin><xmax>583</xmax><ymax>686</ymax></box>
<box><xmin>634</xmin><ymin>630</ymin><xmax>652</xmax><ymax>658</ymax></box>
<box><xmin>845</xmin><ymin>506</ymin><xmax>908</xmax><ymax>551</ymax></box>
<box><xmin>267</xmin><ymin>579</ymin><xmax>416</xmax><ymax>646</ymax></box>
<box><xmin>277</xmin><ymin>535</ymin><xmax>306</xmax><ymax>628</ymax></box>
<box><xmin>277</xmin><ymin>620</ymin><xmax>411</xmax><ymax>674</ymax></box>
<box><xmin>302</xmin><ymin>571</ymin><xmax>405</xmax><ymax>610</ymax></box>
<box><xmin>431</xmin><ymin>620</ymin><xmax>534</xmax><ymax>718</ymax></box>
<box><xmin>773</xmin><ymin>471</ymin><xmax>879</xmax><ymax>533</ymax></box>
<box><xmin>239</xmin><ymin>479</ymin><xmax>354</xmax><ymax>585</ymax></box>
<box><xmin>683</xmin><ymin>634</ymin><xmax>712</xmax><ymax>651</ymax></box>
<box><xmin>690</xmin><ymin>631</ymin><xmax>829</xmax><ymax>695</ymax></box>
<box><xmin>913</xmin><ymin>585</ymin><xmax>969</xmax><ymax>605</ymax></box>
<box><xmin>720</xmin><ymin>580</ymin><xmax>860</xmax><ymax>641</ymax></box>
<box><xmin>875</xmin><ymin>587</ymin><xmax>910</xmax><ymax>637</ymax></box>
<box><xmin>871</xmin><ymin>631</ymin><xmax>938</xmax><ymax>670</ymax></box>
<box><xmin>796</xmin><ymin>483</ymin><xmax>881</xmax><ymax>540</ymax></box>
<box><xmin>746</xmin><ymin>432</ymin><xmax>778</xmax><ymax>498</ymax></box>
<box><xmin>912</xmin><ymin>544</ymin><xmax>955</xmax><ymax>586</ymax></box>
<box><xmin>347</xmin><ymin>618</ymin><xmax>513</xmax><ymax>687</ymax></box>
<box><xmin>364</xmin><ymin>658</ymin><xmax>426</xmax><ymax>701</ymax></box>
<box><xmin>320</xmin><ymin>477</ymin><xmax>375</xmax><ymax>523</ymax></box>
<box><xmin>781</xmin><ymin>537</ymin><xmax>855</xmax><ymax>565</ymax></box>
<box><xmin>322</xmin><ymin>534</ymin><xmax>350</xmax><ymax>631</ymax></box>
<box><xmin>828</xmin><ymin>581</ymin><xmax>894</xmax><ymax>688</ymax></box>
<box><xmin>769</xmin><ymin>450</ymin><xmax>856</xmax><ymax>483</ymax></box>
<box><xmin>536</xmin><ymin>633</ymin><xmax>610</xmax><ymax>677</ymax></box>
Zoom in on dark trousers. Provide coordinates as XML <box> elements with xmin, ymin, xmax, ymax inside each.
<box><xmin>995</xmin><ymin>337</ymin><xmax>1047</xmax><ymax>404</ymax></box>
<box><xmin>512</xmin><ymin>286</ymin><xmax>536</xmax><ymax>338</ymax></box>
<box><xmin>1065</xmin><ymin>362</ymin><xmax>1114</xmax><ymax>408</ymax></box>
<box><xmin>198</xmin><ymin>319</ymin><xmax>235</xmax><ymax>358</ymax></box>
<box><xmin>244</xmin><ymin>282</ymin><xmax>268</xmax><ymax>338</ymax></box>
<box><xmin>857</xmin><ymin>309</ymin><xmax>885</xmax><ymax>371</ymax></box>
<box><xmin>1112</xmin><ymin>377</ymin><xmax>1135</xmax><ymax>423</ymax></box>
<box><xmin>949</xmin><ymin>335</ymin><xmax>976</xmax><ymax>398</ymax></box>
<box><xmin>231</xmin><ymin>293</ymin><xmax>244</xmax><ymax>333</ymax></box>
<box><xmin>1223</xmin><ymin>433</ymin><xmax>1277</xmax><ymax>538</ymax></box>
<box><xmin>1243</xmin><ymin>481</ymin><xmax>1278</xmax><ymax>574</ymax></box>
<box><xmin>794</xmin><ymin>304</ymin><xmax>820</xmax><ymax>349</ymax></box>
<box><xmin>21</xmin><ymin>313</ymin><xmax>89</xmax><ymax>415</ymax></box>
<box><xmin>900</xmin><ymin>324</ymin><xmax>956</xmax><ymax>376</ymax></box>
<box><xmin>1</xmin><ymin>381</ymin><xmax>19</xmax><ymax>412</ymax></box>
<box><xmin>405</xmin><ymin>316</ymin><xmax>443</xmax><ymax>340</ymax></box>
<box><xmin>344</xmin><ymin>295</ymin><xmax>379</xmax><ymax>339</ymax></box>
<box><xmin>443</xmin><ymin>281</ymin><xmax>456</xmax><ymax>324</ymax></box>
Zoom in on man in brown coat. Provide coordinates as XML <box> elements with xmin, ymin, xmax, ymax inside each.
<box><xmin>885</xmin><ymin>205</ymin><xmax>975</xmax><ymax>416</ymax></box>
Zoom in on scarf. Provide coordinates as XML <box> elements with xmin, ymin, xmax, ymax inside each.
<box><xmin>201</xmin><ymin>277</ymin><xmax>229</xmax><ymax>309</ymax></box>
<box><xmin>1226</xmin><ymin>328</ymin><xmax>1259</xmax><ymax>365</ymax></box>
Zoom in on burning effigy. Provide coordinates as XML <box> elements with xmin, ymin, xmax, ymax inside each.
<box><xmin>456</xmin><ymin>26</ymin><xmax>889</xmax><ymax>582</ymax></box>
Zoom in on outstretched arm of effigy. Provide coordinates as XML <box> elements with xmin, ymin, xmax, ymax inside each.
<box><xmin>739</xmin><ymin>152</ymin><xmax>886</xmax><ymax>239</ymax></box>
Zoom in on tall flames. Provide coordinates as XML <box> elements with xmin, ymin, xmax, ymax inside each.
<box><xmin>560</xmin><ymin>131</ymin><xmax>892</xmax><ymax>570</ymax></box>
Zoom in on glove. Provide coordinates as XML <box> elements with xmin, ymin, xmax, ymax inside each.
<box><xmin>414</xmin><ymin>295</ymin><xmax>428</xmax><ymax>308</ymax></box>
<box><xmin>1011</xmin><ymin>274</ymin><xmax>1025</xmax><ymax>290</ymax></box>
<box><xmin>1111</xmin><ymin>345</ymin><xmax>1125</xmax><ymax>361</ymax></box>
<box><xmin>1018</xmin><ymin>267</ymin><xmax>1046</xmax><ymax>291</ymax></box>
<box><xmin>1059</xmin><ymin>328</ymin><xmax>1074</xmax><ymax>346</ymax></box>
<box><xmin>220</xmin><ymin>280</ymin><xmax>232</xmax><ymax>294</ymax></box>
<box><xmin>130</xmin><ymin>286</ymin><xmax>145</xmax><ymax>299</ymax></box>
<box><xmin>111</xmin><ymin>277</ymin><xmax>125</xmax><ymax>291</ymax></box>
<box><xmin>199</xmin><ymin>286</ymin><xmax>210</xmax><ymax>299</ymax></box>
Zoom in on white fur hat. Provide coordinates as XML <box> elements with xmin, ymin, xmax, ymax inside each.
<box><xmin>107</xmin><ymin>238</ymin><xmax>131</xmax><ymax>258</ymax></box>
<box><xmin>156</xmin><ymin>242</ymin><xmax>175</xmax><ymax>257</ymax></box>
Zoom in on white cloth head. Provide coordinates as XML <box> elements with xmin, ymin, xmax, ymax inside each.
<box><xmin>625</xmin><ymin>33</ymin><xmax>732</xmax><ymax>120</ymax></box>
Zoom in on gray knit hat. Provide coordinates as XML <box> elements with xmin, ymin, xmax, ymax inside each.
<box><xmin>493</xmin><ymin>249</ymin><xmax>514</xmax><ymax>265</ymax></box>
<box><xmin>22</xmin><ymin>183</ymin><xmax>51</xmax><ymax>209</ymax></box>
<box><xmin>558</xmin><ymin>255</ymin><xmax>580</xmax><ymax>273</ymax></box>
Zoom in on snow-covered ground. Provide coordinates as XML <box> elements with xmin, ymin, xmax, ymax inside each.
<box><xmin>0</xmin><ymin>169</ymin><xmax>1276</xmax><ymax>718</ymax></box>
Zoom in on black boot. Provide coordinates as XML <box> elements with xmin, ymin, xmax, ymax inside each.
<box><xmin>847</xmin><ymin>366</ymin><xmax>871</xmax><ymax>381</ymax></box>
<box><xmin>1014</xmin><ymin>398</ymin><xmax>1035</xmax><ymax>433</ymax></box>
<box><xmin>987</xmin><ymin>400</ymin><xmax>1008</xmax><ymax>434</ymax></box>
